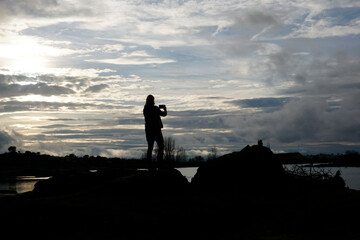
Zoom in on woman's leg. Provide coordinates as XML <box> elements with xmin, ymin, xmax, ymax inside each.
<box><xmin>146</xmin><ymin>129</ymin><xmax>155</xmax><ymax>170</ymax></box>
<box><xmin>156</xmin><ymin>130</ymin><xmax>164</xmax><ymax>168</ymax></box>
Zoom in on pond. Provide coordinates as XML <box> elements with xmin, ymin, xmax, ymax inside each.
<box><xmin>178</xmin><ymin>166</ymin><xmax>360</xmax><ymax>191</ymax></box>
<box><xmin>0</xmin><ymin>176</ymin><xmax>51</xmax><ymax>196</ymax></box>
<box><xmin>283</xmin><ymin>165</ymin><xmax>360</xmax><ymax>190</ymax></box>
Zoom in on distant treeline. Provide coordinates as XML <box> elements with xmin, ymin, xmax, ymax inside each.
<box><xmin>1</xmin><ymin>146</ymin><xmax>359</xmax><ymax>177</ymax></box>
<box><xmin>0</xmin><ymin>147</ymin><xmax>204</xmax><ymax>177</ymax></box>
<box><xmin>276</xmin><ymin>151</ymin><xmax>360</xmax><ymax>166</ymax></box>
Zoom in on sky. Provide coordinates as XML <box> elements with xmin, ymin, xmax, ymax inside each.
<box><xmin>0</xmin><ymin>0</ymin><xmax>360</xmax><ymax>158</ymax></box>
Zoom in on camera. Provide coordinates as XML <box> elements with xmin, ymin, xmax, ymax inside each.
<box><xmin>159</xmin><ymin>104</ymin><xmax>166</xmax><ymax>109</ymax></box>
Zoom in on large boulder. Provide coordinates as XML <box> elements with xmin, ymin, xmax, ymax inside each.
<box><xmin>32</xmin><ymin>170</ymin><xmax>125</xmax><ymax>196</ymax></box>
<box><xmin>112</xmin><ymin>168</ymin><xmax>190</xmax><ymax>195</ymax></box>
<box><xmin>33</xmin><ymin>168</ymin><xmax>190</xmax><ymax>196</ymax></box>
<box><xmin>192</xmin><ymin>142</ymin><xmax>285</xmax><ymax>193</ymax></box>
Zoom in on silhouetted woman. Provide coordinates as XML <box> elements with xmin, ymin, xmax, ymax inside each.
<box><xmin>143</xmin><ymin>95</ymin><xmax>167</xmax><ymax>170</ymax></box>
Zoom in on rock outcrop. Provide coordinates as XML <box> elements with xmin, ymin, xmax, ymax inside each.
<box><xmin>192</xmin><ymin>142</ymin><xmax>285</xmax><ymax>193</ymax></box>
<box><xmin>33</xmin><ymin>168</ymin><xmax>190</xmax><ymax>196</ymax></box>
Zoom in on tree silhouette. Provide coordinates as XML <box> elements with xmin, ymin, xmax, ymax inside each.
<box><xmin>208</xmin><ymin>145</ymin><xmax>217</xmax><ymax>160</ymax></box>
<box><xmin>8</xmin><ymin>146</ymin><xmax>17</xmax><ymax>153</ymax></box>
<box><xmin>164</xmin><ymin>136</ymin><xmax>176</xmax><ymax>161</ymax></box>
<box><xmin>175</xmin><ymin>146</ymin><xmax>187</xmax><ymax>162</ymax></box>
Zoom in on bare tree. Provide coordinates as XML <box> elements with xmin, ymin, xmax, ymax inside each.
<box><xmin>141</xmin><ymin>151</ymin><xmax>148</xmax><ymax>160</ymax></box>
<box><xmin>175</xmin><ymin>146</ymin><xmax>187</xmax><ymax>162</ymax></box>
<box><xmin>208</xmin><ymin>145</ymin><xmax>217</xmax><ymax>160</ymax></box>
<box><xmin>164</xmin><ymin>136</ymin><xmax>176</xmax><ymax>161</ymax></box>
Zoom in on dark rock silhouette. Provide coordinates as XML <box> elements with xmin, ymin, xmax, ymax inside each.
<box><xmin>112</xmin><ymin>168</ymin><xmax>190</xmax><ymax>195</ymax></box>
<box><xmin>1</xmin><ymin>145</ymin><xmax>360</xmax><ymax>240</ymax></box>
<box><xmin>33</xmin><ymin>168</ymin><xmax>189</xmax><ymax>197</ymax></box>
<box><xmin>32</xmin><ymin>170</ymin><xmax>124</xmax><ymax>196</ymax></box>
<box><xmin>192</xmin><ymin>142</ymin><xmax>285</xmax><ymax>193</ymax></box>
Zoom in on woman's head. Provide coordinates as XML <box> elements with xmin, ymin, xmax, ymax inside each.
<box><xmin>146</xmin><ymin>95</ymin><xmax>155</xmax><ymax>105</ymax></box>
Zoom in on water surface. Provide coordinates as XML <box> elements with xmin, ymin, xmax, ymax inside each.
<box><xmin>0</xmin><ymin>176</ymin><xmax>51</xmax><ymax>196</ymax></box>
<box><xmin>1</xmin><ymin>166</ymin><xmax>359</xmax><ymax>196</ymax></box>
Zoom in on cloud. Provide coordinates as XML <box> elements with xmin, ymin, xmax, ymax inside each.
<box><xmin>170</xmin><ymin>109</ymin><xmax>222</xmax><ymax>117</ymax></box>
<box><xmin>0</xmin><ymin>76</ymin><xmax>75</xmax><ymax>98</ymax></box>
<box><xmin>85</xmin><ymin>84</ymin><xmax>109</xmax><ymax>93</ymax></box>
<box><xmin>0</xmin><ymin>0</ymin><xmax>57</xmax><ymax>20</ymax></box>
<box><xmin>102</xmin><ymin>44</ymin><xmax>124</xmax><ymax>53</ymax></box>
<box><xmin>35</xmin><ymin>126</ymin><xmax>146</xmax><ymax>157</ymax></box>
<box><xmin>288</xmin><ymin>7</ymin><xmax>360</xmax><ymax>39</ymax></box>
<box><xmin>276</xmin><ymin>52</ymin><xmax>360</xmax><ymax>96</ymax></box>
<box><xmin>235</xmin><ymin>10</ymin><xmax>278</xmax><ymax>27</ymax></box>
<box><xmin>166</xmin><ymin>116</ymin><xmax>228</xmax><ymax>130</ymax></box>
<box><xmin>115</xmin><ymin>118</ymin><xmax>144</xmax><ymax>126</ymax></box>
<box><xmin>223</xmin><ymin>96</ymin><xmax>360</xmax><ymax>153</ymax></box>
<box><xmin>0</xmin><ymin>131</ymin><xmax>15</xmax><ymax>149</ymax></box>
<box><xmin>0</xmin><ymin>100</ymin><xmax>127</xmax><ymax>113</ymax></box>
<box><xmin>0</xmin><ymin>0</ymin><xmax>94</xmax><ymax>20</ymax></box>
<box><xmin>86</xmin><ymin>50</ymin><xmax>176</xmax><ymax>65</ymax></box>
<box><xmin>0</xmin><ymin>1</ymin><xmax>359</xmax><ymax>157</ymax></box>
<box><xmin>87</xmin><ymin>57</ymin><xmax>175</xmax><ymax>65</ymax></box>
<box><xmin>228</xmin><ymin>97</ymin><xmax>294</xmax><ymax>109</ymax></box>
<box><xmin>294</xmin><ymin>18</ymin><xmax>360</xmax><ymax>38</ymax></box>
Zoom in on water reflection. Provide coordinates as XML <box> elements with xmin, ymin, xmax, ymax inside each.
<box><xmin>177</xmin><ymin>166</ymin><xmax>360</xmax><ymax>190</ymax></box>
<box><xmin>335</xmin><ymin>167</ymin><xmax>360</xmax><ymax>190</ymax></box>
<box><xmin>176</xmin><ymin>167</ymin><xmax>198</xmax><ymax>182</ymax></box>
<box><xmin>283</xmin><ymin>165</ymin><xmax>360</xmax><ymax>190</ymax></box>
<box><xmin>0</xmin><ymin>176</ymin><xmax>51</xmax><ymax>195</ymax></box>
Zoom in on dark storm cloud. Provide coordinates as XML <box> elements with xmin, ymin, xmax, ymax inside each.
<box><xmin>0</xmin><ymin>74</ymin><xmax>28</xmax><ymax>83</ymax></box>
<box><xmin>85</xmin><ymin>84</ymin><xmax>109</xmax><ymax>93</ymax></box>
<box><xmin>0</xmin><ymin>130</ymin><xmax>22</xmax><ymax>153</ymax></box>
<box><xmin>0</xmin><ymin>75</ymin><xmax>74</xmax><ymax>97</ymax></box>
<box><xmin>263</xmin><ymin>44</ymin><xmax>360</xmax><ymax>86</ymax></box>
<box><xmin>228</xmin><ymin>97</ymin><xmax>294</xmax><ymax>109</ymax></box>
<box><xmin>281</xmin><ymin>80</ymin><xmax>360</xmax><ymax>97</ymax></box>
<box><xmin>0</xmin><ymin>131</ymin><xmax>15</xmax><ymax>147</ymax></box>
<box><xmin>266</xmin><ymin>100</ymin><xmax>327</xmax><ymax>143</ymax></box>
<box><xmin>274</xmin><ymin>52</ymin><xmax>360</xmax><ymax>113</ymax></box>
<box><xmin>224</xmin><ymin>97</ymin><xmax>360</xmax><ymax>153</ymax></box>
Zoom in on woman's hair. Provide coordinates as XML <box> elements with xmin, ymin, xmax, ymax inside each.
<box><xmin>146</xmin><ymin>95</ymin><xmax>155</xmax><ymax>105</ymax></box>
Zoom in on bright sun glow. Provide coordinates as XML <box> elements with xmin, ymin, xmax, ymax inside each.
<box><xmin>0</xmin><ymin>34</ymin><xmax>72</xmax><ymax>76</ymax></box>
<box><xmin>8</xmin><ymin>56</ymin><xmax>49</xmax><ymax>75</ymax></box>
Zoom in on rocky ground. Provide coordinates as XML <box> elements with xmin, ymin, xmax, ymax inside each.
<box><xmin>1</xmin><ymin>144</ymin><xmax>360</xmax><ymax>240</ymax></box>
